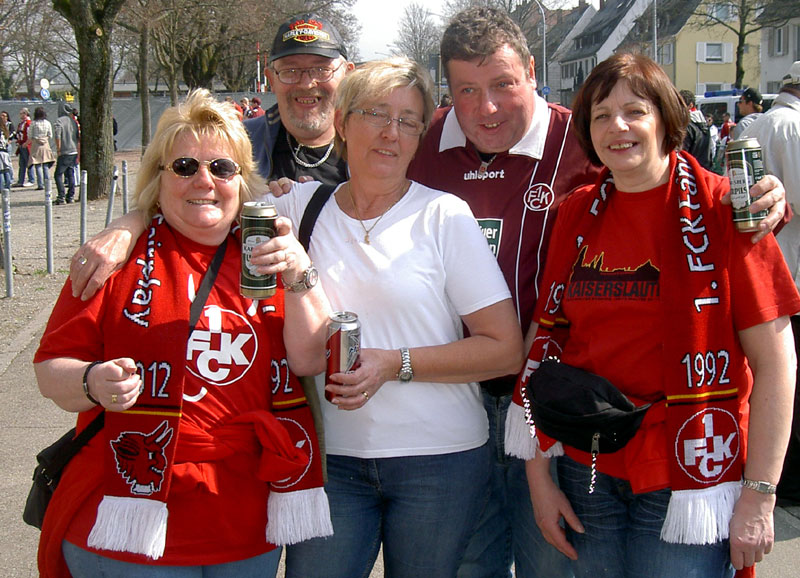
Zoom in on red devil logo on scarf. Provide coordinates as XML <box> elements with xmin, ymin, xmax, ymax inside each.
<box><xmin>111</xmin><ymin>420</ymin><xmax>174</xmax><ymax>496</ymax></box>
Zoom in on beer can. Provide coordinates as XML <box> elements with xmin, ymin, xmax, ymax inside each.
<box><xmin>726</xmin><ymin>138</ymin><xmax>767</xmax><ymax>232</ymax></box>
<box><xmin>325</xmin><ymin>311</ymin><xmax>361</xmax><ymax>402</ymax></box>
<box><xmin>240</xmin><ymin>201</ymin><xmax>278</xmax><ymax>298</ymax></box>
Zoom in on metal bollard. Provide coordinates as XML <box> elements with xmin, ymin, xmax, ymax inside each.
<box><xmin>1</xmin><ymin>187</ymin><xmax>12</xmax><ymax>297</ymax></box>
<box><xmin>44</xmin><ymin>179</ymin><xmax>54</xmax><ymax>274</ymax></box>
<box><xmin>105</xmin><ymin>165</ymin><xmax>118</xmax><ymax>227</ymax></box>
<box><xmin>122</xmin><ymin>161</ymin><xmax>129</xmax><ymax>214</ymax></box>
<box><xmin>80</xmin><ymin>170</ymin><xmax>88</xmax><ymax>245</ymax></box>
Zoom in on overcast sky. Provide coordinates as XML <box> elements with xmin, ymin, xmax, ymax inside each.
<box><xmin>352</xmin><ymin>0</ymin><xmax>447</xmax><ymax>61</ymax></box>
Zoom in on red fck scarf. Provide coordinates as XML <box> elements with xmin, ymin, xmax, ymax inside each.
<box><xmin>508</xmin><ymin>152</ymin><xmax>750</xmax><ymax>546</ymax></box>
<box><xmin>87</xmin><ymin>215</ymin><xmax>330</xmax><ymax>559</ymax></box>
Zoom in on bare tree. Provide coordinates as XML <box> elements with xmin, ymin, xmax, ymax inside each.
<box><xmin>52</xmin><ymin>0</ymin><xmax>126</xmax><ymax>201</ymax></box>
<box><xmin>690</xmin><ymin>0</ymin><xmax>795</xmax><ymax>88</ymax></box>
<box><xmin>392</xmin><ymin>2</ymin><xmax>442</xmax><ymax>65</ymax></box>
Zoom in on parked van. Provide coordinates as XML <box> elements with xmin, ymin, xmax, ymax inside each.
<box><xmin>697</xmin><ymin>89</ymin><xmax>777</xmax><ymax>125</ymax></box>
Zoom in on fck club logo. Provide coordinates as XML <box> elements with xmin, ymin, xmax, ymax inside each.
<box><xmin>676</xmin><ymin>408</ymin><xmax>740</xmax><ymax>484</ymax></box>
<box><xmin>186</xmin><ymin>305</ymin><xmax>258</xmax><ymax>386</ymax></box>
<box><xmin>523</xmin><ymin>183</ymin><xmax>555</xmax><ymax>211</ymax></box>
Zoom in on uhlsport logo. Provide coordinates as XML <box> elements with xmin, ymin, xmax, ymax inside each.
<box><xmin>524</xmin><ymin>183</ymin><xmax>555</xmax><ymax>211</ymax></box>
<box><xmin>676</xmin><ymin>407</ymin><xmax>740</xmax><ymax>484</ymax></box>
<box><xmin>186</xmin><ymin>305</ymin><xmax>258</xmax><ymax>387</ymax></box>
<box><xmin>284</xmin><ymin>19</ymin><xmax>331</xmax><ymax>44</ymax></box>
<box><xmin>111</xmin><ymin>421</ymin><xmax>174</xmax><ymax>496</ymax></box>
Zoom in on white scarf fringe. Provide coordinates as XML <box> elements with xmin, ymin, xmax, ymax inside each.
<box><xmin>266</xmin><ymin>487</ymin><xmax>333</xmax><ymax>546</ymax></box>
<box><xmin>504</xmin><ymin>402</ymin><xmax>564</xmax><ymax>459</ymax></box>
<box><xmin>504</xmin><ymin>402</ymin><xmax>537</xmax><ymax>459</ymax></box>
<box><xmin>661</xmin><ymin>481</ymin><xmax>741</xmax><ymax>545</ymax></box>
<box><xmin>87</xmin><ymin>496</ymin><xmax>168</xmax><ymax>559</ymax></box>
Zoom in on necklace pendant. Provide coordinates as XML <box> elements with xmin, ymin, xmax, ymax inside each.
<box><xmin>478</xmin><ymin>161</ymin><xmax>490</xmax><ymax>177</ymax></box>
<box><xmin>364</xmin><ymin>233</ymin><xmax>370</xmax><ymax>244</ymax></box>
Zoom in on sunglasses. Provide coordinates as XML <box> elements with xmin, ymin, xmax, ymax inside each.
<box><xmin>160</xmin><ymin>157</ymin><xmax>241</xmax><ymax>180</ymax></box>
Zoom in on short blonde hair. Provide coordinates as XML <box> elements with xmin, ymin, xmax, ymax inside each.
<box><xmin>334</xmin><ymin>57</ymin><xmax>435</xmax><ymax>160</ymax></box>
<box><xmin>136</xmin><ymin>89</ymin><xmax>264</xmax><ymax>222</ymax></box>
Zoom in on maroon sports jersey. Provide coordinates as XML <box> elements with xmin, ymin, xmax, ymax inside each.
<box><xmin>409</xmin><ymin>100</ymin><xmax>598</xmax><ymax>330</ymax></box>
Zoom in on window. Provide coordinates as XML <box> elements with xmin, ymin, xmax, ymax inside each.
<box><xmin>774</xmin><ymin>26</ymin><xmax>786</xmax><ymax>56</ymax></box>
<box><xmin>708</xmin><ymin>3</ymin><xmax>734</xmax><ymax>21</ymax></box>
<box><xmin>706</xmin><ymin>43</ymin><xmax>723</xmax><ymax>62</ymax></box>
<box><xmin>696</xmin><ymin>42</ymin><xmax>733</xmax><ymax>63</ymax></box>
<box><xmin>795</xmin><ymin>25</ymin><xmax>800</xmax><ymax>60</ymax></box>
<box><xmin>767</xmin><ymin>81</ymin><xmax>782</xmax><ymax>93</ymax></box>
<box><xmin>659</xmin><ymin>43</ymin><xmax>674</xmax><ymax>65</ymax></box>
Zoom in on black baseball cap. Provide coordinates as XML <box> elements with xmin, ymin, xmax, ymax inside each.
<box><xmin>741</xmin><ymin>87</ymin><xmax>762</xmax><ymax>105</ymax></box>
<box><xmin>269</xmin><ymin>14</ymin><xmax>347</xmax><ymax>64</ymax></box>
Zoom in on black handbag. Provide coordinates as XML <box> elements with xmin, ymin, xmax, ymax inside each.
<box><xmin>527</xmin><ymin>359</ymin><xmax>652</xmax><ymax>455</ymax></box>
<box><xmin>23</xmin><ymin>411</ymin><xmax>105</xmax><ymax>529</ymax></box>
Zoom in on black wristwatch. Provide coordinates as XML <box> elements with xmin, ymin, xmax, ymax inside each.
<box><xmin>285</xmin><ymin>265</ymin><xmax>319</xmax><ymax>293</ymax></box>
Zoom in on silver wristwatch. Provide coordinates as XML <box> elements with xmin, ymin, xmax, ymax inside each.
<box><xmin>741</xmin><ymin>478</ymin><xmax>777</xmax><ymax>495</ymax></box>
<box><xmin>398</xmin><ymin>347</ymin><xmax>413</xmax><ymax>383</ymax></box>
<box><xmin>285</xmin><ymin>265</ymin><xmax>319</xmax><ymax>293</ymax></box>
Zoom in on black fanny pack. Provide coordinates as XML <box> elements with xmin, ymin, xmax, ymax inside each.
<box><xmin>528</xmin><ymin>359</ymin><xmax>652</xmax><ymax>456</ymax></box>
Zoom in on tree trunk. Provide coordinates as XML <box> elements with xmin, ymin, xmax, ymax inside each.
<box><xmin>73</xmin><ymin>27</ymin><xmax>115</xmax><ymax>200</ymax></box>
<box><xmin>53</xmin><ymin>0</ymin><xmax>126</xmax><ymax>201</ymax></box>
<box><xmin>139</xmin><ymin>23</ymin><xmax>151</xmax><ymax>150</ymax></box>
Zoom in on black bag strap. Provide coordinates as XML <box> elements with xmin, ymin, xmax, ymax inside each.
<box><xmin>42</xmin><ymin>410</ymin><xmax>105</xmax><ymax>476</ymax></box>
<box><xmin>298</xmin><ymin>184</ymin><xmax>336</xmax><ymax>251</ymax></box>
<box><xmin>189</xmin><ymin>237</ymin><xmax>228</xmax><ymax>333</ymax></box>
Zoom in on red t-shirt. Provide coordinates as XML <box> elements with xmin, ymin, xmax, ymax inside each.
<box><xmin>536</xmin><ymin>176</ymin><xmax>800</xmax><ymax>491</ymax></box>
<box><xmin>35</xmin><ymin>233</ymin><xmax>297</xmax><ymax>565</ymax></box>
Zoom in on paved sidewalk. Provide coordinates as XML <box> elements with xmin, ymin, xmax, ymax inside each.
<box><xmin>0</xmin><ymin>175</ymin><xmax>797</xmax><ymax>576</ymax></box>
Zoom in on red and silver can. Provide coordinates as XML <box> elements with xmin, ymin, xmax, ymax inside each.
<box><xmin>325</xmin><ymin>311</ymin><xmax>361</xmax><ymax>402</ymax></box>
<box><xmin>240</xmin><ymin>201</ymin><xmax>278</xmax><ymax>298</ymax></box>
<box><xmin>726</xmin><ymin>138</ymin><xmax>767</xmax><ymax>232</ymax></box>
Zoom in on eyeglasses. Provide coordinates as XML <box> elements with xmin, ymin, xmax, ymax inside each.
<box><xmin>160</xmin><ymin>158</ymin><xmax>241</xmax><ymax>180</ymax></box>
<box><xmin>272</xmin><ymin>62</ymin><xmax>343</xmax><ymax>84</ymax></box>
<box><xmin>352</xmin><ymin>109</ymin><xmax>425</xmax><ymax>136</ymax></box>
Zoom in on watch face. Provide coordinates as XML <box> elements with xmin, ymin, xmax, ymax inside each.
<box><xmin>306</xmin><ymin>266</ymin><xmax>319</xmax><ymax>288</ymax></box>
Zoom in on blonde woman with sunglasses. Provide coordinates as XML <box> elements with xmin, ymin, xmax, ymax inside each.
<box><xmin>33</xmin><ymin>89</ymin><xmax>333</xmax><ymax>577</ymax></box>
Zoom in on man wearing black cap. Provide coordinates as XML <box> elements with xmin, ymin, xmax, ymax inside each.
<box><xmin>733</xmin><ymin>87</ymin><xmax>763</xmax><ymax>139</ymax></box>
<box><xmin>245</xmin><ymin>13</ymin><xmax>354</xmax><ymax>186</ymax></box>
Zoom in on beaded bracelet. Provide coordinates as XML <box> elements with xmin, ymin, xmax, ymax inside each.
<box><xmin>82</xmin><ymin>361</ymin><xmax>103</xmax><ymax>405</ymax></box>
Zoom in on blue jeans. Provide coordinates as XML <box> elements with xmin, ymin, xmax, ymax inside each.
<box><xmin>16</xmin><ymin>146</ymin><xmax>34</xmax><ymax>185</ymax></box>
<box><xmin>34</xmin><ymin>162</ymin><xmax>52</xmax><ymax>189</ymax></box>
<box><xmin>285</xmin><ymin>444</ymin><xmax>491</xmax><ymax>578</ymax></box>
<box><xmin>55</xmin><ymin>154</ymin><xmax>78</xmax><ymax>200</ymax></box>
<box><xmin>62</xmin><ymin>540</ymin><xmax>281</xmax><ymax>577</ymax></box>
<box><xmin>458</xmin><ymin>392</ymin><xmax>573</xmax><ymax>578</ymax></box>
<box><xmin>558</xmin><ymin>456</ymin><xmax>735</xmax><ymax>578</ymax></box>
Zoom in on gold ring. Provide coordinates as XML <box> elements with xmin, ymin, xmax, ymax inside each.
<box><xmin>362</xmin><ymin>391</ymin><xmax>369</xmax><ymax>400</ymax></box>
<box><xmin>110</xmin><ymin>394</ymin><xmax>118</xmax><ymax>404</ymax></box>
<box><xmin>78</xmin><ymin>256</ymin><xmax>88</xmax><ymax>266</ymax></box>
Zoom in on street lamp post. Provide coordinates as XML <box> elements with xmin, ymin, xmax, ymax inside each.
<box><xmin>532</xmin><ymin>0</ymin><xmax>547</xmax><ymax>97</ymax></box>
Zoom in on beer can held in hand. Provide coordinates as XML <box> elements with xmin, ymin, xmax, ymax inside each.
<box><xmin>726</xmin><ymin>138</ymin><xmax>767</xmax><ymax>232</ymax></box>
<box><xmin>325</xmin><ymin>311</ymin><xmax>361</xmax><ymax>403</ymax></box>
<box><xmin>240</xmin><ymin>202</ymin><xmax>278</xmax><ymax>298</ymax></box>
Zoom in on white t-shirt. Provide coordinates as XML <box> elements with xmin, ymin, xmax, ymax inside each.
<box><xmin>270</xmin><ymin>181</ymin><xmax>511</xmax><ymax>458</ymax></box>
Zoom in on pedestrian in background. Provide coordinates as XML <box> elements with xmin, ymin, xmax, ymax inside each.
<box><xmin>28</xmin><ymin>107</ymin><xmax>55</xmax><ymax>192</ymax></box>
<box><xmin>54</xmin><ymin>102</ymin><xmax>80</xmax><ymax>204</ymax></box>
<box><xmin>15</xmin><ymin>108</ymin><xmax>35</xmax><ymax>187</ymax></box>
<box><xmin>741</xmin><ymin>61</ymin><xmax>800</xmax><ymax>508</ymax></box>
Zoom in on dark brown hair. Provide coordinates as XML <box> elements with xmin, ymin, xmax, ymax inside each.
<box><xmin>571</xmin><ymin>53</ymin><xmax>687</xmax><ymax>166</ymax></box>
<box><xmin>440</xmin><ymin>7</ymin><xmax>531</xmax><ymax>84</ymax></box>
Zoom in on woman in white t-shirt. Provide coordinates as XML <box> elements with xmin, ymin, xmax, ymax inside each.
<box><xmin>262</xmin><ymin>57</ymin><xmax>524</xmax><ymax>578</ymax></box>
